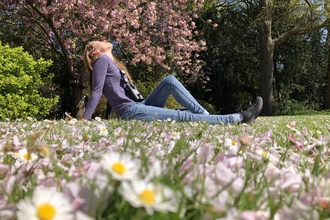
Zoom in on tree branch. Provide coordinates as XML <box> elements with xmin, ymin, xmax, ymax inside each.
<box><xmin>274</xmin><ymin>19</ymin><xmax>330</xmax><ymax>47</ymax></box>
<box><xmin>25</xmin><ymin>0</ymin><xmax>74</xmax><ymax>78</ymax></box>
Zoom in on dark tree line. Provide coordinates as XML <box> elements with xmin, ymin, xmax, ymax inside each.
<box><xmin>185</xmin><ymin>0</ymin><xmax>329</xmax><ymax>115</ymax></box>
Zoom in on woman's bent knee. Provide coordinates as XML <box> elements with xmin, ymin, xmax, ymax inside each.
<box><xmin>163</xmin><ymin>75</ymin><xmax>177</xmax><ymax>83</ymax></box>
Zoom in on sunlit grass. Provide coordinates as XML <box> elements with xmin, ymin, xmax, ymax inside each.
<box><xmin>1</xmin><ymin>115</ymin><xmax>330</xmax><ymax>219</ymax></box>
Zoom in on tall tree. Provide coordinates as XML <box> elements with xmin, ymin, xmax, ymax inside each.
<box><xmin>0</xmin><ymin>0</ymin><xmax>206</xmax><ymax>118</ymax></box>
<box><xmin>259</xmin><ymin>0</ymin><xmax>329</xmax><ymax>115</ymax></box>
<box><xmin>323</xmin><ymin>29</ymin><xmax>330</xmax><ymax>109</ymax></box>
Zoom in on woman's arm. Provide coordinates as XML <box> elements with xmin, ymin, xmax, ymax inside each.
<box><xmin>82</xmin><ymin>55</ymin><xmax>108</xmax><ymax>119</ymax></box>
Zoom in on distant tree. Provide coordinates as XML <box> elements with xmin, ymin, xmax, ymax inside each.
<box><xmin>259</xmin><ymin>0</ymin><xmax>329</xmax><ymax>115</ymax></box>
<box><xmin>195</xmin><ymin>0</ymin><xmax>330</xmax><ymax>115</ymax></box>
<box><xmin>323</xmin><ymin>28</ymin><xmax>330</xmax><ymax>109</ymax></box>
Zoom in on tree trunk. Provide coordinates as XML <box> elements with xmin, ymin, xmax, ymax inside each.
<box><xmin>324</xmin><ymin>29</ymin><xmax>330</xmax><ymax>109</ymax></box>
<box><xmin>72</xmin><ymin>86</ymin><xmax>85</xmax><ymax>119</ymax></box>
<box><xmin>259</xmin><ymin>0</ymin><xmax>275</xmax><ymax>116</ymax></box>
<box><xmin>69</xmin><ymin>67</ymin><xmax>86</xmax><ymax>119</ymax></box>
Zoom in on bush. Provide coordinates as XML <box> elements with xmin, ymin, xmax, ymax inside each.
<box><xmin>274</xmin><ymin>99</ymin><xmax>314</xmax><ymax>115</ymax></box>
<box><xmin>0</xmin><ymin>42</ymin><xmax>58</xmax><ymax>120</ymax></box>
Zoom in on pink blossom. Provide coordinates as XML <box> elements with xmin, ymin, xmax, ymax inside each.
<box><xmin>215</xmin><ymin>162</ymin><xmax>244</xmax><ymax>195</ymax></box>
<box><xmin>240</xmin><ymin>210</ymin><xmax>270</xmax><ymax>220</ymax></box>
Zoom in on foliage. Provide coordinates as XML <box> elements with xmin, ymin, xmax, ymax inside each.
<box><xmin>274</xmin><ymin>99</ymin><xmax>310</xmax><ymax>115</ymax></box>
<box><xmin>185</xmin><ymin>0</ymin><xmax>260</xmax><ymax>114</ymax></box>
<box><xmin>1</xmin><ymin>115</ymin><xmax>330</xmax><ymax>219</ymax></box>
<box><xmin>273</xmin><ymin>31</ymin><xmax>326</xmax><ymax>113</ymax></box>
<box><xmin>0</xmin><ymin>42</ymin><xmax>58</xmax><ymax>120</ymax></box>
<box><xmin>46</xmin><ymin>56</ymin><xmax>75</xmax><ymax>119</ymax></box>
<box><xmin>0</xmin><ymin>0</ymin><xmax>207</xmax><ymax>76</ymax></box>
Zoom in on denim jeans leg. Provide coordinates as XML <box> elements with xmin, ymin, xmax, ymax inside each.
<box><xmin>120</xmin><ymin>103</ymin><xmax>234</xmax><ymax>124</ymax></box>
<box><xmin>144</xmin><ymin>76</ymin><xmax>208</xmax><ymax>114</ymax></box>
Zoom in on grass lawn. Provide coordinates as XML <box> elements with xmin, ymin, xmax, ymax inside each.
<box><xmin>1</xmin><ymin>114</ymin><xmax>330</xmax><ymax>220</ymax></box>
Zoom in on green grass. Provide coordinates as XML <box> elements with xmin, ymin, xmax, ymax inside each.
<box><xmin>1</xmin><ymin>115</ymin><xmax>330</xmax><ymax>219</ymax></box>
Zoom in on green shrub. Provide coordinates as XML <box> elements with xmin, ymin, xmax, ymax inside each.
<box><xmin>274</xmin><ymin>99</ymin><xmax>314</xmax><ymax>115</ymax></box>
<box><xmin>0</xmin><ymin>42</ymin><xmax>58</xmax><ymax>120</ymax></box>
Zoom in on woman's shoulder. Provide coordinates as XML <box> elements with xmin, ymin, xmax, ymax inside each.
<box><xmin>97</xmin><ymin>54</ymin><xmax>111</xmax><ymax>61</ymax></box>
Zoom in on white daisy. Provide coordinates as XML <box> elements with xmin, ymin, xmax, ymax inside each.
<box><xmin>98</xmin><ymin>125</ymin><xmax>108</xmax><ymax>136</ymax></box>
<box><xmin>16</xmin><ymin>148</ymin><xmax>38</xmax><ymax>164</ymax></box>
<box><xmin>95</xmin><ymin>116</ymin><xmax>102</xmax><ymax>121</ymax></box>
<box><xmin>16</xmin><ymin>187</ymin><xmax>74</xmax><ymax>220</ymax></box>
<box><xmin>256</xmin><ymin>149</ymin><xmax>279</xmax><ymax>164</ymax></box>
<box><xmin>100</xmin><ymin>152</ymin><xmax>138</xmax><ymax>181</ymax></box>
<box><xmin>189</xmin><ymin>122</ymin><xmax>199</xmax><ymax>127</ymax></box>
<box><xmin>171</xmin><ymin>131</ymin><xmax>181</xmax><ymax>140</ymax></box>
<box><xmin>119</xmin><ymin>179</ymin><xmax>181</xmax><ymax>215</ymax></box>
<box><xmin>68</xmin><ymin>118</ymin><xmax>77</xmax><ymax>125</ymax></box>
<box><xmin>224</xmin><ymin>138</ymin><xmax>240</xmax><ymax>154</ymax></box>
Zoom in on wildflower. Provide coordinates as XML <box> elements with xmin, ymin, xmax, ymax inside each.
<box><xmin>171</xmin><ymin>131</ymin><xmax>181</xmax><ymax>140</ymax></box>
<box><xmin>288</xmin><ymin>134</ymin><xmax>303</xmax><ymax>150</ymax></box>
<box><xmin>145</xmin><ymin>159</ymin><xmax>162</xmax><ymax>181</ymax></box>
<box><xmin>98</xmin><ymin>125</ymin><xmax>108</xmax><ymax>136</ymax></box>
<box><xmin>68</xmin><ymin>118</ymin><xmax>77</xmax><ymax>125</ymax></box>
<box><xmin>17</xmin><ymin>148</ymin><xmax>38</xmax><ymax>164</ymax></box>
<box><xmin>95</xmin><ymin>117</ymin><xmax>102</xmax><ymax>121</ymax></box>
<box><xmin>100</xmin><ymin>152</ymin><xmax>138</xmax><ymax>181</ymax></box>
<box><xmin>40</xmin><ymin>146</ymin><xmax>51</xmax><ymax>157</ymax></box>
<box><xmin>224</xmin><ymin>138</ymin><xmax>240</xmax><ymax>154</ymax></box>
<box><xmin>119</xmin><ymin>179</ymin><xmax>180</xmax><ymax>215</ymax></box>
<box><xmin>255</xmin><ymin>148</ymin><xmax>279</xmax><ymax>164</ymax></box>
<box><xmin>189</xmin><ymin>122</ymin><xmax>199</xmax><ymax>127</ymax></box>
<box><xmin>239</xmin><ymin>134</ymin><xmax>253</xmax><ymax>146</ymax></box>
<box><xmin>196</xmin><ymin>143</ymin><xmax>214</xmax><ymax>163</ymax></box>
<box><xmin>16</xmin><ymin>187</ymin><xmax>74</xmax><ymax>220</ymax></box>
<box><xmin>215</xmin><ymin>162</ymin><xmax>244</xmax><ymax>195</ymax></box>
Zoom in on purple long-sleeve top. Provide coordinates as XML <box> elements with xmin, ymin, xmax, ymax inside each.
<box><xmin>83</xmin><ymin>54</ymin><xmax>136</xmax><ymax>119</ymax></box>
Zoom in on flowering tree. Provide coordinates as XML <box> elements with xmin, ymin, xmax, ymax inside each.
<box><xmin>0</xmin><ymin>0</ymin><xmax>206</xmax><ymax>117</ymax></box>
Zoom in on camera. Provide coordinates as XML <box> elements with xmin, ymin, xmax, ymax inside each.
<box><xmin>120</xmin><ymin>70</ymin><xmax>144</xmax><ymax>102</ymax></box>
<box><xmin>125</xmin><ymin>84</ymin><xmax>144</xmax><ymax>102</ymax></box>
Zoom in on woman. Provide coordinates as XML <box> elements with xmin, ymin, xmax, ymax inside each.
<box><xmin>82</xmin><ymin>40</ymin><xmax>263</xmax><ymax>124</ymax></box>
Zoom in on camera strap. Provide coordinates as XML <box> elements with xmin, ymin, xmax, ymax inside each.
<box><xmin>112</xmin><ymin>61</ymin><xmax>130</xmax><ymax>85</ymax></box>
<box><xmin>112</xmin><ymin>60</ymin><xmax>144</xmax><ymax>102</ymax></box>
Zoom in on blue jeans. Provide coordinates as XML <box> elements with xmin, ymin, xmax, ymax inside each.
<box><xmin>120</xmin><ymin>76</ymin><xmax>237</xmax><ymax>124</ymax></box>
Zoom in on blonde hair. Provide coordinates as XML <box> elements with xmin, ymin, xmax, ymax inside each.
<box><xmin>82</xmin><ymin>41</ymin><xmax>133</xmax><ymax>94</ymax></box>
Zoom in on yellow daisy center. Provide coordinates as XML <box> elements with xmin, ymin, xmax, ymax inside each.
<box><xmin>24</xmin><ymin>153</ymin><xmax>33</xmax><ymax>161</ymax></box>
<box><xmin>37</xmin><ymin>203</ymin><xmax>56</xmax><ymax>220</ymax></box>
<box><xmin>262</xmin><ymin>151</ymin><xmax>269</xmax><ymax>158</ymax></box>
<box><xmin>112</xmin><ymin>162</ymin><xmax>126</xmax><ymax>174</ymax></box>
<box><xmin>138</xmin><ymin>189</ymin><xmax>155</xmax><ymax>205</ymax></box>
<box><xmin>42</xmin><ymin>147</ymin><xmax>50</xmax><ymax>155</ymax></box>
<box><xmin>231</xmin><ymin>141</ymin><xmax>236</xmax><ymax>146</ymax></box>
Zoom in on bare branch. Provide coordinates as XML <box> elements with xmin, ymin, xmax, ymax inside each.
<box><xmin>274</xmin><ymin>19</ymin><xmax>330</xmax><ymax>47</ymax></box>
